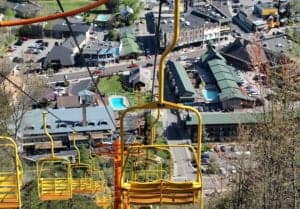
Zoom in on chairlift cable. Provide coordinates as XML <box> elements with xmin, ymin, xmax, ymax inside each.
<box><xmin>55</xmin><ymin>0</ymin><xmax>117</xmax><ymax>130</ymax></box>
<box><xmin>0</xmin><ymin>71</ymin><xmax>79</xmax><ymax>133</ymax></box>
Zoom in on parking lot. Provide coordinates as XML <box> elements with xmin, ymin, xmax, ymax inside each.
<box><xmin>7</xmin><ymin>37</ymin><xmax>60</xmax><ymax>63</ymax></box>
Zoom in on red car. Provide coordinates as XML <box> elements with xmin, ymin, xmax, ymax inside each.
<box><xmin>20</xmin><ymin>36</ymin><xmax>29</xmax><ymax>41</ymax></box>
<box><xmin>127</xmin><ymin>63</ymin><xmax>138</xmax><ymax>68</ymax></box>
<box><xmin>92</xmin><ymin>70</ymin><xmax>103</xmax><ymax>75</ymax></box>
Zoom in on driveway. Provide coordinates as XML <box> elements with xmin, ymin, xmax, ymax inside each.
<box><xmin>69</xmin><ymin>79</ymin><xmax>91</xmax><ymax>96</ymax></box>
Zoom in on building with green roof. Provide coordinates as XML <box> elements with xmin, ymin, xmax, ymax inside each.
<box><xmin>195</xmin><ymin>44</ymin><xmax>254</xmax><ymax>110</ymax></box>
<box><xmin>165</xmin><ymin>61</ymin><xmax>196</xmax><ymax>103</ymax></box>
<box><xmin>182</xmin><ymin>112</ymin><xmax>258</xmax><ymax>141</ymax></box>
<box><xmin>120</xmin><ymin>32</ymin><xmax>142</xmax><ymax>58</ymax></box>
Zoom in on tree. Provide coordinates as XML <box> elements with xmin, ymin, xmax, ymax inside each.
<box><xmin>107</xmin><ymin>29</ymin><xmax>120</xmax><ymax>41</ymax></box>
<box><xmin>106</xmin><ymin>0</ymin><xmax>119</xmax><ymax>13</ymax></box>
<box><xmin>120</xmin><ymin>0</ymin><xmax>144</xmax><ymax>24</ymax></box>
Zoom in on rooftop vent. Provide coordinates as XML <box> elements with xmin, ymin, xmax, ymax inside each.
<box><xmin>88</xmin><ymin>122</ymin><xmax>95</xmax><ymax>126</ymax></box>
<box><xmin>40</xmin><ymin>125</ymin><xmax>51</xmax><ymax>129</ymax></box>
<box><xmin>24</xmin><ymin>126</ymin><xmax>34</xmax><ymax>131</ymax></box>
<box><xmin>98</xmin><ymin>121</ymin><xmax>108</xmax><ymax>126</ymax></box>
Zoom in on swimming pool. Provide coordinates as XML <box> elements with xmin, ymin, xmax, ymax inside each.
<box><xmin>109</xmin><ymin>96</ymin><xmax>128</xmax><ymax>111</ymax></box>
<box><xmin>202</xmin><ymin>88</ymin><xmax>218</xmax><ymax>101</ymax></box>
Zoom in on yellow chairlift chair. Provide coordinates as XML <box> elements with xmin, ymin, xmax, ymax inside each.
<box><xmin>71</xmin><ymin>133</ymin><xmax>98</xmax><ymax>195</ymax></box>
<box><xmin>88</xmin><ymin>151</ymin><xmax>105</xmax><ymax>194</ymax></box>
<box><xmin>95</xmin><ymin>187</ymin><xmax>112</xmax><ymax>209</ymax></box>
<box><xmin>120</xmin><ymin>0</ymin><xmax>203</xmax><ymax>207</ymax></box>
<box><xmin>36</xmin><ymin>112</ymin><xmax>72</xmax><ymax>201</ymax></box>
<box><xmin>0</xmin><ymin>136</ymin><xmax>23</xmax><ymax>209</ymax></box>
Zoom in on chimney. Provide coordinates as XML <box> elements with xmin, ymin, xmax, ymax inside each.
<box><xmin>82</xmin><ymin>99</ymin><xmax>87</xmax><ymax>126</ymax></box>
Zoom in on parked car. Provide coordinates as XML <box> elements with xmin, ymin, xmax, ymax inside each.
<box><xmin>92</xmin><ymin>70</ymin><xmax>103</xmax><ymax>75</ymax></box>
<box><xmin>14</xmin><ymin>39</ymin><xmax>23</xmax><ymax>46</ymax></box>
<box><xmin>128</xmin><ymin>63</ymin><xmax>138</xmax><ymax>68</ymax></box>
<box><xmin>12</xmin><ymin>57</ymin><xmax>24</xmax><ymax>63</ymax></box>
<box><xmin>220</xmin><ymin>146</ymin><xmax>226</xmax><ymax>152</ymax></box>
<box><xmin>144</xmin><ymin>63</ymin><xmax>153</xmax><ymax>67</ymax></box>
<box><xmin>35</xmin><ymin>40</ymin><xmax>43</xmax><ymax>44</ymax></box>
<box><xmin>20</xmin><ymin>36</ymin><xmax>29</xmax><ymax>41</ymax></box>
<box><xmin>202</xmin><ymin>158</ymin><xmax>210</xmax><ymax>165</ymax></box>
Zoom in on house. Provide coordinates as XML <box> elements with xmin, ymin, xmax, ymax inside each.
<box><xmin>83</xmin><ymin>40</ymin><xmax>121</xmax><ymax>66</ymax></box>
<box><xmin>43</xmin><ymin>34</ymin><xmax>86</xmax><ymax>69</ymax></box>
<box><xmin>17</xmin><ymin>106</ymin><xmax>116</xmax><ymax>154</ymax></box>
<box><xmin>127</xmin><ymin>67</ymin><xmax>152</xmax><ymax>91</ymax></box>
<box><xmin>46</xmin><ymin>17</ymin><xmax>91</xmax><ymax>39</ymax></box>
<box><xmin>233</xmin><ymin>11</ymin><xmax>267</xmax><ymax>33</ymax></box>
<box><xmin>14</xmin><ymin>3</ymin><xmax>39</xmax><ymax>18</ymax></box>
<box><xmin>221</xmin><ymin>38</ymin><xmax>269</xmax><ymax>71</ymax></box>
<box><xmin>165</xmin><ymin>61</ymin><xmax>196</xmax><ymax>103</ymax></box>
<box><xmin>195</xmin><ymin>44</ymin><xmax>254</xmax><ymax>110</ymax></box>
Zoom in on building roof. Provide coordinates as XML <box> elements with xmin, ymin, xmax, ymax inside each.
<box><xmin>57</xmin><ymin>96</ymin><xmax>81</xmax><ymax>108</ymax></box>
<box><xmin>129</xmin><ymin>67</ymin><xmax>152</xmax><ymax>90</ymax></box>
<box><xmin>19</xmin><ymin>106</ymin><xmax>116</xmax><ymax>136</ymax></box>
<box><xmin>221</xmin><ymin>38</ymin><xmax>269</xmax><ymax>67</ymax></box>
<box><xmin>95</xmin><ymin>14</ymin><xmax>112</xmax><ymax>22</ymax></box>
<box><xmin>52</xmin><ymin>20</ymin><xmax>90</xmax><ymax>33</ymax></box>
<box><xmin>207</xmin><ymin>59</ymin><xmax>248</xmax><ymax>101</ymax></box>
<box><xmin>83</xmin><ymin>41</ymin><xmax>120</xmax><ymax>56</ymax></box>
<box><xmin>167</xmin><ymin>61</ymin><xmax>196</xmax><ymax>95</ymax></box>
<box><xmin>196</xmin><ymin>45</ymin><xmax>252</xmax><ymax>102</ymax></box>
<box><xmin>44</xmin><ymin>46</ymin><xmax>74</xmax><ymax>66</ymax></box>
<box><xmin>185</xmin><ymin>112</ymin><xmax>257</xmax><ymax>126</ymax></box>
<box><xmin>120</xmin><ymin>33</ymin><xmax>141</xmax><ymax>56</ymax></box>
<box><xmin>63</xmin><ymin>34</ymin><xmax>85</xmax><ymax>50</ymax></box>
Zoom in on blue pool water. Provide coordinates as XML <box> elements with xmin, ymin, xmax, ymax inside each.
<box><xmin>109</xmin><ymin>96</ymin><xmax>128</xmax><ymax>110</ymax></box>
<box><xmin>202</xmin><ymin>89</ymin><xmax>218</xmax><ymax>101</ymax></box>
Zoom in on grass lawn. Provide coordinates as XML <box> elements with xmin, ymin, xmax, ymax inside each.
<box><xmin>40</xmin><ymin>0</ymin><xmax>102</xmax><ymax>12</ymax></box>
<box><xmin>97</xmin><ymin>75</ymin><xmax>151</xmax><ymax>106</ymax></box>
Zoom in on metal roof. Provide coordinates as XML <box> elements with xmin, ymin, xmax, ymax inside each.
<box><xmin>167</xmin><ymin>61</ymin><xmax>196</xmax><ymax>95</ymax></box>
<box><xmin>185</xmin><ymin>112</ymin><xmax>257</xmax><ymax>126</ymax></box>
<box><xmin>19</xmin><ymin>106</ymin><xmax>116</xmax><ymax>136</ymax></box>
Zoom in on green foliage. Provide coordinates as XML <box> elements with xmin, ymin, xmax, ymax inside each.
<box><xmin>207</xmin><ymin>158</ymin><xmax>220</xmax><ymax>174</ymax></box>
<box><xmin>78</xmin><ymin>145</ymin><xmax>90</xmax><ymax>164</ymax></box>
<box><xmin>0</xmin><ymin>89</ymin><xmax>12</xmax><ymax>134</ymax></box>
<box><xmin>120</xmin><ymin>0</ymin><xmax>144</xmax><ymax>24</ymax></box>
<box><xmin>4</xmin><ymin>8</ymin><xmax>16</xmax><ymax>20</ymax></box>
<box><xmin>21</xmin><ymin>181</ymin><xmax>100</xmax><ymax>209</ymax></box>
<box><xmin>107</xmin><ymin>29</ymin><xmax>120</xmax><ymax>41</ymax></box>
<box><xmin>106</xmin><ymin>0</ymin><xmax>119</xmax><ymax>13</ymax></box>
<box><xmin>97</xmin><ymin>75</ymin><xmax>151</xmax><ymax>106</ymax></box>
<box><xmin>201</xmin><ymin>143</ymin><xmax>212</xmax><ymax>153</ymax></box>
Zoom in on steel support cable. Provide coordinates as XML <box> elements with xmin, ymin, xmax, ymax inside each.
<box><xmin>55</xmin><ymin>0</ymin><xmax>116</xmax><ymax>129</ymax></box>
<box><xmin>0</xmin><ymin>72</ymin><xmax>78</xmax><ymax>133</ymax></box>
<box><xmin>0</xmin><ymin>0</ymin><xmax>110</xmax><ymax>27</ymax></box>
<box><xmin>150</xmin><ymin>0</ymin><xmax>164</xmax><ymax>101</ymax></box>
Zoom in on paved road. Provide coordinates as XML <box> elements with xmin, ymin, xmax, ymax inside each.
<box><xmin>69</xmin><ymin>79</ymin><xmax>91</xmax><ymax>96</ymax></box>
<box><xmin>47</xmin><ymin>48</ymin><xmax>210</xmax><ymax>83</ymax></box>
<box><xmin>160</xmin><ymin>109</ymin><xmax>196</xmax><ymax>181</ymax></box>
